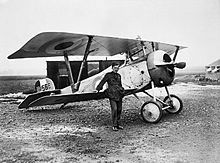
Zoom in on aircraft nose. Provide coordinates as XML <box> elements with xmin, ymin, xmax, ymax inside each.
<box><xmin>148</xmin><ymin>66</ymin><xmax>175</xmax><ymax>87</ymax></box>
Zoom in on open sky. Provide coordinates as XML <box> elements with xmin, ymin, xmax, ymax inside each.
<box><xmin>0</xmin><ymin>0</ymin><xmax>220</xmax><ymax>75</ymax></box>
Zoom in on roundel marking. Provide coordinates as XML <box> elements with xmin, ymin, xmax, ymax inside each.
<box><xmin>54</xmin><ymin>41</ymin><xmax>74</xmax><ymax>50</ymax></box>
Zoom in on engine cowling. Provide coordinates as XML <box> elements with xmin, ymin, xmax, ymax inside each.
<box><xmin>148</xmin><ymin>65</ymin><xmax>175</xmax><ymax>87</ymax></box>
<box><xmin>147</xmin><ymin>50</ymin><xmax>179</xmax><ymax>87</ymax></box>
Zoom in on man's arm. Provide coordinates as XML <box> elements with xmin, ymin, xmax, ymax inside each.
<box><xmin>118</xmin><ymin>74</ymin><xmax>123</xmax><ymax>87</ymax></box>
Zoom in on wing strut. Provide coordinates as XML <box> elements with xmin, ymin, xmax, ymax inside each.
<box><xmin>75</xmin><ymin>36</ymin><xmax>93</xmax><ymax>89</ymax></box>
<box><xmin>64</xmin><ymin>51</ymin><xmax>75</xmax><ymax>92</ymax></box>
<box><xmin>173</xmin><ymin>46</ymin><xmax>179</xmax><ymax>62</ymax></box>
<box><xmin>141</xmin><ymin>41</ymin><xmax>149</xmax><ymax>57</ymax></box>
<box><xmin>151</xmin><ymin>42</ymin><xmax>155</xmax><ymax>51</ymax></box>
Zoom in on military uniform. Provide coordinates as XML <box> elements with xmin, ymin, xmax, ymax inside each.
<box><xmin>96</xmin><ymin>71</ymin><xmax>124</xmax><ymax>128</ymax></box>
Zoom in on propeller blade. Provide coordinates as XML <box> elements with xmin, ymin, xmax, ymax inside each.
<box><xmin>174</xmin><ymin>62</ymin><xmax>186</xmax><ymax>69</ymax></box>
<box><xmin>155</xmin><ymin>61</ymin><xmax>186</xmax><ymax>69</ymax></box>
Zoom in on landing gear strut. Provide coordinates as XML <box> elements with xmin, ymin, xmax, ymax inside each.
<box><xmin>135</xmin><ymin>82</ymin><xmax>183</xmax><ymax>123</ymax></box>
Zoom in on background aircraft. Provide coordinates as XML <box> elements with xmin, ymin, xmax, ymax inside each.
<box><xmin>8</xmin><ymin>32</ymin><xmax>186</xmax><ymax>123</ymax></box>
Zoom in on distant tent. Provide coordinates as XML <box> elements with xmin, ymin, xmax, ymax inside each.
<box><xmin>205</xmin><ymin>59</ymin><xmax>220</xmax><ymax>80</ymax></box>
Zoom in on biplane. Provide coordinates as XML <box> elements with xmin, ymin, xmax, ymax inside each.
<box><xmin>8</xmin><ymin>32</ymin><xmax>186</xmax><ymax>123</ymax></box>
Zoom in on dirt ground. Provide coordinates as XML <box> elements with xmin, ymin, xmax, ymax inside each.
<box><xmin>0</xmin><ymin>83</ymin><xmax>220</xmax><ymax>163</ymax></box>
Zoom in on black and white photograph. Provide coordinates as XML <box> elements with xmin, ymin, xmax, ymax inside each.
<box><xmin>0</xmin><ymin>0</ymin><xmax>220</xmax><ymax>162</ymax></box>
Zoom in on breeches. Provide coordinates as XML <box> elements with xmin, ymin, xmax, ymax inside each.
<box><xmin>109</xmin><ymin>99</ymin><xmax>122</xmax><ymax>126</ymax></box>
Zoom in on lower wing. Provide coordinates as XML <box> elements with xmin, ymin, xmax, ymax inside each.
<box><xmin>19</xmin><ymin>92</ymin><xmax>106</xmax><ymax>109</ymax></box>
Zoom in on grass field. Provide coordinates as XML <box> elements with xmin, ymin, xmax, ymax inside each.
<box><xmin>0</xmin><ymin>75</ymin><xmax>45</xmax><ymax>95</ymax></box>
<box><xmin>0</xmin><ymin>77</ymin><xmax>220</xmax><ymax>162</ymax></box>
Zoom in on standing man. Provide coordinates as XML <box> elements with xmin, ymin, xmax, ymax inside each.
<box><xmin>96</xmin><ymin>62</ymin><xmax>125</xmax><ymax>131</ymax></box>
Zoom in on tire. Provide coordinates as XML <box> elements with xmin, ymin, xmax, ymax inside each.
<box><xmin>141</xmin><ymin>101</ymin><xmax>163</xmax><ymax>123</ymax></box>
<box><xmin>163</xmin><ymin>94</ymin><xmax>183</xmax><ymax>114</ymax></box>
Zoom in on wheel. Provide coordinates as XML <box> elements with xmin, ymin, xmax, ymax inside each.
<box><xmin>141</xmin><ymin>101</ymin><xmax>163</xmax><ymax>123</ymax></box>
<box><xmin>163</xmin><ymin>94</ymin><xmax>183</xmax><ymax>114</ymax></box>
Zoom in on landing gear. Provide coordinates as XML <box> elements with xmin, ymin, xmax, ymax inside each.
<box><xmin>135</xmin><ymin>83</ymin><xmax>183</xmax><ymax>123</ymax></box>
<box><xmin>141</xmin><ymin>101</ymin><xmax>162</xmax><ymax>123</ymax></box>
<box><xmin>163</xmin><ymin>94</ymin><xmax>183</xmax><ymax>114</ymax></box>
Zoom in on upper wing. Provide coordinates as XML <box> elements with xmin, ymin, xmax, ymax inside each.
<box><xmin>8</xmin><ymin>32</ymin><xmax>186</xmax><ymax>59</ymax></box>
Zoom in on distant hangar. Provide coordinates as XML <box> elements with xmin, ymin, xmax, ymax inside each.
<box><xmin>205</xmin><ymin>59</ymin><xmax>220</xmax><ymax>80</ymax></box>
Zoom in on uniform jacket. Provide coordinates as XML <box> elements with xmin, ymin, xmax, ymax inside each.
<box><xmin>96</xmin><ymin>71</ymin><xmax>124</xmax><ymax>101</ymax></box>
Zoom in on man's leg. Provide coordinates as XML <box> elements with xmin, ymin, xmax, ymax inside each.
<box><xmin>117</xmin><ymin>100</ymin><xmax>122</xmax><ymax>122</ymax></box>
<box><xmin>109</xmin><ymin>99</ymin><xmax>118</xmax><ymax>127</ymax></box>
<box><xmin>116</xmin><ymin>99</ymin><xmax>123</xmax><ymax>129</ymax></box>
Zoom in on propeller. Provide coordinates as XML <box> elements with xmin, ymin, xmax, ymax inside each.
<box><xmin>147</xmin><ymin>49</ymin><xmax>186</xmax><ymax>87</ymax></box>
<box><xmin>156</xmin><ymin>62</ymin><xmax>186</xmax><ymax>69</ymax></box>
<box><xmin>174</xmin><ymin>62</ymin><xmax>186</xmax><ymax>69</ymax></box>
